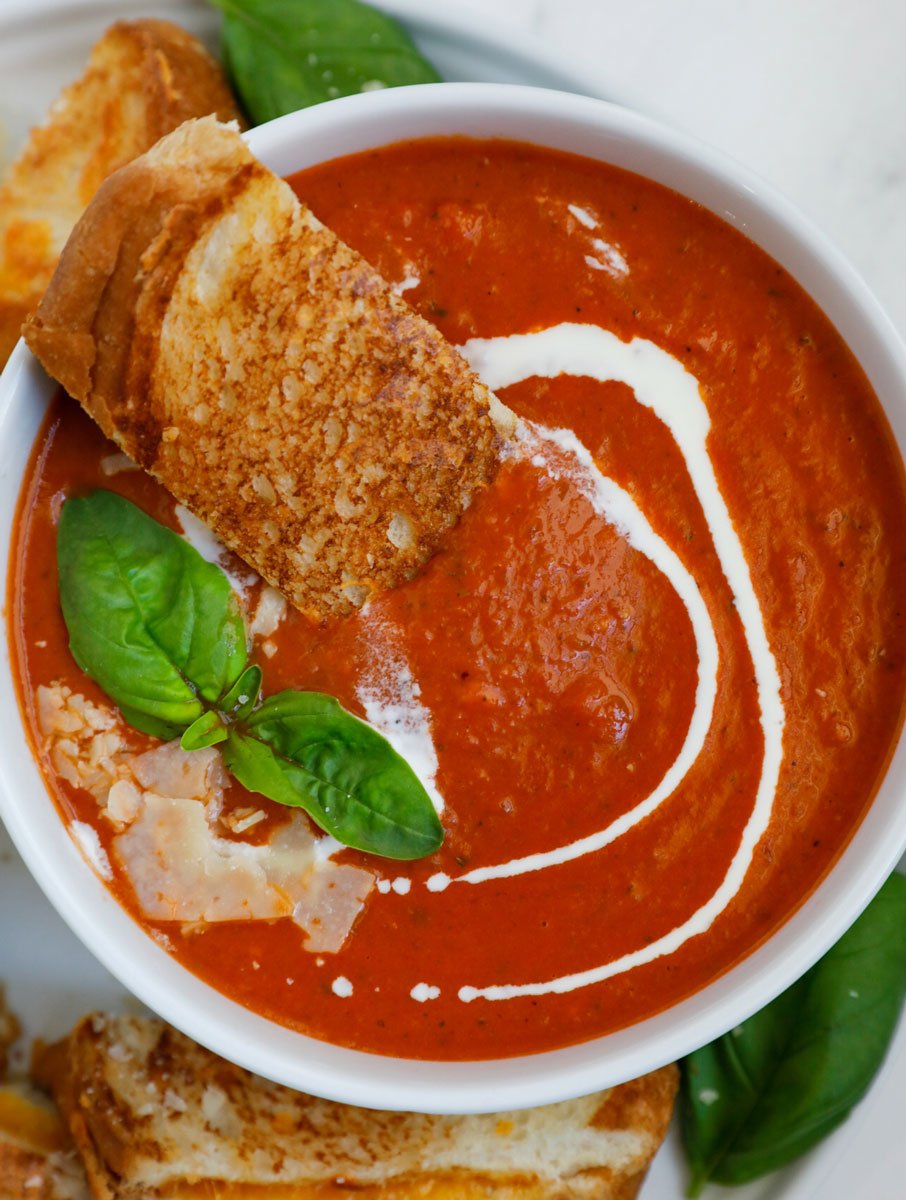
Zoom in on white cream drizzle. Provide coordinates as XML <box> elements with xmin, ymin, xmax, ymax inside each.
<box><xmin>356</xmin><ymin>610</ymin><xmax>445</xmax><ymax>815</ymax></box>
<box><xmin>331</xmin><ymin>976</ymin><xmax>353</xmax><ymax>998</ymax></box>
<box><xmin>565</xmin><ymin>203</ymin><xmax>629</xmax><ymax>276</ymax></box>
<box><xmin>433</xmin><ymin>322</ymin><xmax>787</xmax><ymax>1002</ymax></box>
<box><xmin>376</xmin><ymin>876</ymin><xmax>412</xmax><ymax>895</ymax></box>
<box><xmin>391</xmin><ymin>270</ymin><xmax>421</xmax><ymax>295</ymax></box>
<box><xmin>567</xmin><ymin>203</ymin><xmax>597</xmax><ymax>230</ymax></box>
<box><xmin>427</xmin><ymin>419</ymin><xmax>718</xmax><ymax>893</ymax></box>
<box><xmin>585</xmin><ymin>239</ymin><xmax>629</xmax><ymax>278</ymax></box>
<box><xmin>410</xmin><ymin>982</ymin><xmax>441</xmax><ymax>1002</ymax></box>
<box><xmin>175</xmin><ymin>505</ymin><xmax>258</xmax><ymax>597</ymax></box>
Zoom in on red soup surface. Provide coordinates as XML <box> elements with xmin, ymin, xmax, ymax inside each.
<box><xmin>10</xmin><ymin>138</ymin><xmax>906</xmax><ymax>1060</ymax></box>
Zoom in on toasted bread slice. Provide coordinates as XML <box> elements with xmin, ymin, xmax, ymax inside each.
<box><xmin>25</xmin><ymin>118</ymin><xmax>515</xmax><ymax>618</ymax></box>
<box><xmin>36</xmin><ymin>1014</ymin><xmax>677</xmax><ymax>1200</ymax></box>
<box><xmin>0</xmin><ymin>1083</ymin><xmax>89</xmax><ymax>1200</ymax></box>
<box><xmin>0</xmin><ymin>19</ymin><xmax>242</xmax><ymax>368</ymax></box>
<box><xmin>0</xmin><ymin>989</ymin><xmax>88</xmax><ymax>1200</ymax></box>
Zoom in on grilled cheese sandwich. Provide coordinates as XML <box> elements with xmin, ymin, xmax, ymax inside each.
<box><xmin>0</xmin><ymin>18</ymin><xmax>242</xmax><ymax>368</ymax></box>
<box><xmin>37</xmin><ymin>1015</ymin><xmax>677</xmax><ymax>1200</ymax></box>
<box><xmin>0</xmin><ymin>990</ymin><xmax>88</xmax><ymax>1200</ymax></box>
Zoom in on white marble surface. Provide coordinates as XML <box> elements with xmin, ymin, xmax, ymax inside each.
<box><xmin>479</xmin><ymin>0</ymin><xmax>906</xmax><ymax>341</ymax></box>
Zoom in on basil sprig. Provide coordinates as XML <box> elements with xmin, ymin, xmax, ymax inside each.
<box><xmin>57</xmin><ymin>490</ymin><xmax>443</xmax><ymax>861</ymax></box>
<box><xmin>58</xmin><ymin>491</ymin><xmax>247</xmax><ymax>740</ymax></box>
<box><xmin>224</xmin><ymin>692</ymin><xmax>442</xmax><ymax>859</ymax></box>
<box><xmin>209</xmin><ymin>0</ymin><xmax>441</xmax><ymax>126</ymax></box>
<box><xmin>681</xmin><ymin>872</ymin><xmax>906</xmax><ymax>1193</ymax></box>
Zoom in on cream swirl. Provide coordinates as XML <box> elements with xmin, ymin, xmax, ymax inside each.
<box><xmin>425</xmin><ymin>418</ymin><xmax>719</xmax><ymax>891</ymax></box>
<box><xmin>439</xmin><ymin>323</ymin><xmax>786</xmax><ymax>1001</ymax></box>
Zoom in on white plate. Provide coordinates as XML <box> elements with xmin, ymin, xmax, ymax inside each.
<box><xmin>0</xmin><ymin>2</ymin><xmax>903</xmax><ymax>1197</ymax></box>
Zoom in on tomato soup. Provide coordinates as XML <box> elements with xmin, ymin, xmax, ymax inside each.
<box><xmin>9</xmin><ymin>138</ymin><xmax>906</xmax><ymax>1060</ymax></box>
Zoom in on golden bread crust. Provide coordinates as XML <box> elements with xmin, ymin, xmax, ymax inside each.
<box><xmin>0</xmin><ymin>1142</ymin><xmax>70</xmax><ymax>1200</ymax></box>
<box><xmin>26</xmin><ymin>118</ymin><xmax>513</xmax><ymax>618</ymax></box>
<box><xmin>0</xmin><ymin>1083</ymin><xmax>89</xmax><ymax>1200</ymax></box>
<box><xmin>0</xmin><ymin>18</ymin><xmax>242</xmax><ymax>367</ymax></box>
<box><xmin>35</xmin><ymin>1015</ymin><xmax>677</xmax><ymax>1200</ymax></box>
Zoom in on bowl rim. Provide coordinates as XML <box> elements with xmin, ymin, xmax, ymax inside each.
<box><xmin>2</xmin><ymin>80</ymin><xmax>906</xmax><ymax>1114</ymax></box>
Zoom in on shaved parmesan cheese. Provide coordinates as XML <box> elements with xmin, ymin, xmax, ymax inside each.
<box><xmin>37</xmin><ymin>683</ymin><xmax>117</xmax><ymax>737</ymax></box>
<box><xmin>115</xmin><ymin>797</ymin><xmax>314</xmax><ymax>922</ymax></box>
<box><xmin>106</xmin><ymin>779</ymin><xmax>142</xmax><ymax>826</ymax></box>
<box><xmin>265</xmin><ymin>821</ymin><xmax>373</xmax><ymax>952</ymax></box>
<box><xmin>131</xmin><ymin>741</ymin><xmax>225</xmax><ymax>800</ymax></box>
<box><xmin>114</xmin><ymin>798</ymin><xmax>372</xmax><ymax>951</ymax></box>
<box><xmin>249</xmin><ymin>585</ymin><xmax>288</xmax><ymax>639</ymax></box>
<box><xmin>70</xmin><ymin>820</ymin><xmax>112</xmax><ymax>880</ymax></box>
<box><xmin>36</xmin><ymin>682</ymin><xmax>132</xmax><ymax>800</ymax></box>
<box><xmin>291</xmin><ymin>862</ymin><xmax>372</xmax><ymax>953</ymax></box>
<box><xmin>35</xmin><ymin>683</ymin><xmax>373</xmax><ymax>953</ymax></box>
<box><xmin>223</xmin><ymin>807</ymin><xmax>266</xmax><ymax>834</ymax></box>
<box><xmin>100</xmin><ymin>451</ymin><xmax>139</xmax><ymax>475</ymax></box>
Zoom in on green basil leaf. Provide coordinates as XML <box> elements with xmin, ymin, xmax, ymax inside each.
<box><xmin>223</xmin><ymin>690</ymin><xmax>444</xmax><ymax>859</ymax></box>
<box><xmin>210</xmin><ymin>0</ymin><xmax>440</xmax><ymax>125</ymax></box>
<box><xmin>117</xmin><ymin>705</ymin><xmax>191</xmax><ymax>742</ymax></box>
<box><xmin>58</xmin><ymin>491</ymin><xmax>248</xmax><ymax>736</ymax></box>
<box><xmin>181</xmin><ymin>710</ymin><xmax>229</xmax><ymax>751</ymax></box>
<box><xmin>681</xmin><ymin>872</ymin><xmax>906</xmax><ymax>1194</ymax></box>
<box><xmin>220</xmin><ymin>663</ymin><xmax>263</xmax><ymax>720</ymax></box>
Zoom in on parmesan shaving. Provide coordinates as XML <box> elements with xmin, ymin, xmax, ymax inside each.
<box><xmin>106</xmin><ymin>780</ymin><xmax>142</xmax><ymax>826</ymax></box>
<box><xmin>113</xmin><ymin>798</ymin><xmax>371</xmax><ymax>950</ymax></box>
<box><xmin>131</xmin><ymin>741</ymin><xmax>225</xmax><ymax>800</ymax></box>
<box><xmin>36</xmin><ymin>682</ymin><xmax>132</xmax><ymax>800</ymax></box>
<box><xmin>35</xmin><ymin>683</ymin><xmax>373</xmax><ymax>953</ymax></box>
<box><xmin>223</xmin><ymin>807</ymin><xmax>266</xmax><ymax>834</ymax></box>
<box><xmin>249</xmin><ymin>585</ymin><xmax>288</xmax><ymax>639</ymax></box>
<box><xmin>70</xmin><ymin>820</ymin><xmax>112</xmax><ymax>880</ymax></box>
<box><xmin>114</xmin><ymin>795</ymin><xmax>303</xmax><ymax>922</ymax></box>
<box><xmin>100</xmin><ymin>450</ymin><xmax>139</xmax><ymax>475</ymax></box>
<box><xmin>291</xmin><ymin>862</ymin><xmax>372</xmax><ymax>953</ymax></box>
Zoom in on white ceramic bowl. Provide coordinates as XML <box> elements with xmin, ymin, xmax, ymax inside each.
<box><xmin>3</xmin><ymin>83</ymin><xmax>906</xmax><ymax>1114</ymax></box>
